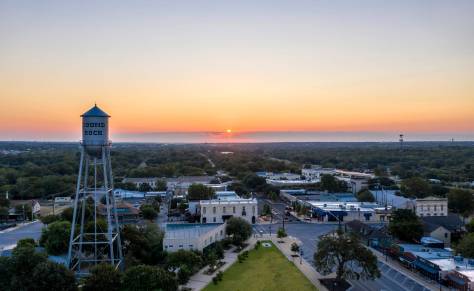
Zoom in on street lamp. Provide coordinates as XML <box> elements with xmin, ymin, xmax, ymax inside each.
<box><xmin>300</xmin><ymin>249</ymin><xmax>303</xmax><ymax>265</ymax></box>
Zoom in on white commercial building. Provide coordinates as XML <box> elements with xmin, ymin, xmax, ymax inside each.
<box><xmin>304</xmin><ymin>201</ymin><xmax>392</xmax><ymax>223</ymax></box>
<box><xmin>199</xmin><ymin>197</ymin><xmax>258</xmax><ymax>224</ymax></box>
<box><xmin>163</xmin><ymin>223</ymin><xmax>226</xmax><ymax>252</ymax></box>
<box><xmin>415</xmin><ymin>197</ymin><xmax>448</xmax><ymax>217</ymax></box>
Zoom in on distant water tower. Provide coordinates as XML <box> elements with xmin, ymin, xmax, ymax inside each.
<box><xmin>399</xmin><ymin>134</ymin><xmax>404</xmax><ymax>150</ymax></box>
<box><xmin>67</xmin><ymin>104</ymin><xmax>123</xmax><ymax>275</ymax></box>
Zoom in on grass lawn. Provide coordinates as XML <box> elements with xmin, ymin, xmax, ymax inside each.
<box><xmin>203</xmin><ymin>241</ymin><xmax>318</xmax><ymax>291</ymax></box>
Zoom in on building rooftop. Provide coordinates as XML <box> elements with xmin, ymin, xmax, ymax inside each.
<box><xmin>164</xmin><ymin>223</ymin><xmax>222</xmax><ymax>240</ymax></box>
<box><xmin>215</xmin><ymin>191</ymin><xmax>240</xmax><ymax>200</ymax></box>
<box><xmin>200</xmin><ymin>198</ymin><xmax>257</xmax><ymax>205</ymax></box>
<box><xmin>306</xmin><ymin>201</ymin><xmax>382</xmax><ymax>212</ymax></box>
<box><xmin>422</xmin><ymin>213</ymin><xmax>464</xmax><ymax>233</ymax></box>
<box><xmin>369</xmin><ymin>190</ymin><xmax>414</xmax><ymax>208</ymax></box>
<box><xmin>416</xmin><ymin>196</ymin><xmax>448</xmax><ymax>201</ymax></box>
<box><xmin>420</xmin><ymin>236</ymin><xmax>444</xmax><ymax>245</ymax></box>
<box><xmin>429</xmin><ymin>257</ymin><xmax>474</xmax><ymax>272</ymax></box>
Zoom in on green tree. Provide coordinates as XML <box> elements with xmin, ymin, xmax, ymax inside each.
<box><xmin>31</xmin><ymin>261</ymin><xmax>77</xmax><ymax>291</ymax></box>
<box><xmin>277</xmin><ymin>227</ymin><xmax>287</xmax><ymax>238</ymax></box>
<box><xmin>14</xmin><ymin>203</ymin><xmax>32</xmax><ymax>220</ymax></box>
<box><xmin>448</xmin><ymin>189</ymin><xmax>474</xmax><ymax>217</ymax></box>
<box><xmin>314</xmin><ymin>229</ymin><xmax>381</xmax><ymax>281</ymax></box>
<box><xmin>122</xmin><ymin>265</ymin><xmax>178</xmax><ymax>291</ymax></box>
<box><xmin>82</xmin><ymin>263</ymin><xmax>122</xmax><ymax>291</ymax></box>
<box><xmin>177</xmin><ymin>265</ymin><xmax>193</xmax><ymax>284</ymax></box>
<box><xmin>225</xmin><ymin>217</ymin><xmax>252</xmax><ymax>246</ymax></box>
<box><xmin>138</xmin><ymin>183</ymin><xmax>152</xmax><ymax>192</ymax></box>
<box><xmin>141</xmin><ymin>204</ymin><xmax>158</xmax><ymax>220</ymax></box>
<box><xmin>188</xmin><ymin>184</ymin><xmax>215</xmax><ymax>201</ymax></box>
<box><xmin>0</xmin><ymin>195</ymin><xmax>10</xmax><ymax>207</ymax></box>
<box><xmin>166</xmin><ymin>249</ymin><xmax>203</xmax><ymax>271</ymax></box>
<box><xmin>400</xmin><ymin>177</ymin><xmax>431</xmax><ymax>198</ymax></box>
<box><xmin>388</xmin><ymin>209</ymin><xmax>423</xmax><ymax>242</ymax></box>
<box><xmin>242</xmin><ymin>174</ymin><xmax>267</xmax><ymax>190</ymax></box>
<box><xmin>456</xmin><ymin>233</ymin><xmax>474</xmax><ymax>258</ymax></box>
<box><xmin>40</xmin><ymin>214</ymin><xmax>62</xmax><ymax>225</ymax></box>
<box><xmin>0</xmin><ymin>206</ymin><xmax>9</xmax><ymax>222</ymax></box>
<box><xmin>121</xmin><ymin>223</ymin><xmax>165</xmax><ymax>266</ymax></box>
<box><xmin>0</xmin><ymin>256</ymin><xmax>12</xmax><ymax>290</ymax></box>
<box><xmin>356</xmin><ymin>189</ymin><xmax>375</xmax><ymax>202</ymax></box>
<box><xmin>465</xmin><ymin>220</ymin><xmax>474</xmax><ymax>233</ymax></box>
<box><xmin>262</xmin><ymin>204</ymin><xmax>272</xmax><ymax>216</ymax></box>
<box><xmin>155</xmin><ymin>179</ymin><xmax>167</xmax><ymax>191</ymax></box>
<box><xmin>40</xmin><ymin>220</ymin><xmax>71</xmax><ymax>255</ymax></box>
<box><xmin>320</xmin><ymin>174</ymin><xmax>346</xmax><ymax>193</ymax></box>
<box><xmin>10</xmin><ymin>240</ymin><xmax>48</xmax><ymax>290</ymax></box>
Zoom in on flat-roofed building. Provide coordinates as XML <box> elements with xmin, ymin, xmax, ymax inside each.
<box><xmin>304</xmin><ymin>201</ymin><xmax>391</xmax><ymax>223</ymax></box>
<box><xmin>163</xmin><ymin>223</ymin><xmax>226</xmax><ymax>252</ymax></box>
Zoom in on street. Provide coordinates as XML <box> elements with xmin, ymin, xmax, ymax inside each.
<box><xmin>253</xmin><ymin>221</ymin><xmax>432</xmax><ymax>291</ymax></box>
<box><xmin>0</xmin><ymin>221</ymin><xmax>44</xmax><ymax>250</ymax></box>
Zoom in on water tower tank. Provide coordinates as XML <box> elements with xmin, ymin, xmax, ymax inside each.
<box><xmin>81</xmin><ymin>104</ymin><xmax>110</xmax><ymax>157</ymax></box>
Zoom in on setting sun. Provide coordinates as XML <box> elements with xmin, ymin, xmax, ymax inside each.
<box><xmin>226</xmin><ymin>129</ymin><xmax>232</xmax><ymax>133</ymax></box>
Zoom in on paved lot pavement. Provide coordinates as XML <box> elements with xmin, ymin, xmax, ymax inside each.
<box><xmin>253</xmin><ymin>222</ymin><xmax>433</xmax><ymax>291</ymax></box>
<box><xmin>0</xmin><ymin>221</ymin><xmax>44</xmax><ymax>249</ymax></box>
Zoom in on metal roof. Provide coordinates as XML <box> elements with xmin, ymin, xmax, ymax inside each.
<box><xmin>81</xmin><ymin>104</ymin><xmax>110</xmax><ymax>117</ymax></box>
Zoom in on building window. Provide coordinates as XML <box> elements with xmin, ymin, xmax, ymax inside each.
<box><xmin>434</xmin><ymin>205</ymin><xmax>437</xmax><ymax>211</ymax></box>
<box><xmin>233</xmin><ymin>206</ymin><xmax>236</xmax><ymax>214</ymax></box>
<box><xmin>252</xmin><ymin>206</ymin><xmax>255</xmax><ymax>214</ymax></box>
<box><xmin>441</xmin><ymin>205</ymin><xmax>444</xmax><ymax>211</ymax></box>
<box><xmin>203</xmin><ymin>207</ymin><xmax>206</xmax><ymax>214</ymax></box>
<box><xmin>223</xmin><ymin>206</ymin><xmax>226</xmax><ymax>213</ymax></box>
<box><xmin>445</xmin><ymin>233</ymin><xmax>448</xmax><ymax>238</ymax></box>
<box><xmin>213</xmin><ymin>207</ymin><xmax>216</xmax><ymax>214</ymax></box>
<box><xmin>189</xmin><ymin>245</ymin><xmax>193</xmax><ymax>248</ymax></box>
<box><xmin>213</xmin><ymin>217</ymin><xmax>216</xmax><ymax>222</ymax></box>
<box><xmin>179</xmin><ymin>245</ymin><xmax>183</xmax><ymax>248</ymax></box>
<box><xmin>242</xmin><ymin>206</ymin><xmax>246</xmax><ymax>216</ymax></box>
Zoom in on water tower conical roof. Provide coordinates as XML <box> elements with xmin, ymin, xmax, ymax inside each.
<box><xmin>81</xmin><ymin>104</ymin><xmax>110</xmax><ymax>117</ymax></box>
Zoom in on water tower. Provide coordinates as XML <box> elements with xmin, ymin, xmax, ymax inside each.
<box><xmin>67</xmin><ymin>104</ymin><xmax>123</xmax><ymax>275</ymax></box>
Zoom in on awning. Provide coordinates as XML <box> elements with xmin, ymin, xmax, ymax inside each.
<box><xmin>414</xmin><ymin>260</ymin><xmax>440</xmax><ymax>274</ymax></box>
<box><xmin>447</xmin><ymin>273</ymin><xmax>467</xmax><ymax>286</ymax></box>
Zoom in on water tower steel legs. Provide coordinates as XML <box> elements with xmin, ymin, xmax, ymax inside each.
<box><xmin>67</xmin><ymin>146</ymin><xmax>123</xmax><ymax>275</ymax></box>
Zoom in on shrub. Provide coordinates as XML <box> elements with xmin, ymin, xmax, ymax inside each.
<box><xmin>217</xmin><ymin>271</ymin><xmax>224</xmax><ymax>281</ymax></box>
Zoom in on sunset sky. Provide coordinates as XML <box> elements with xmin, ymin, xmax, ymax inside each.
<box><xmin>0</xmin><ymin>0</ymin><xmax>473</xmax><ymax>142</ymax></box>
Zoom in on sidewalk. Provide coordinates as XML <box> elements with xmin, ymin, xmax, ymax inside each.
<box><xmin>370</xmin><ymin>247</ymin><xmax>444</xmax><ymax>291</ymax></box>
